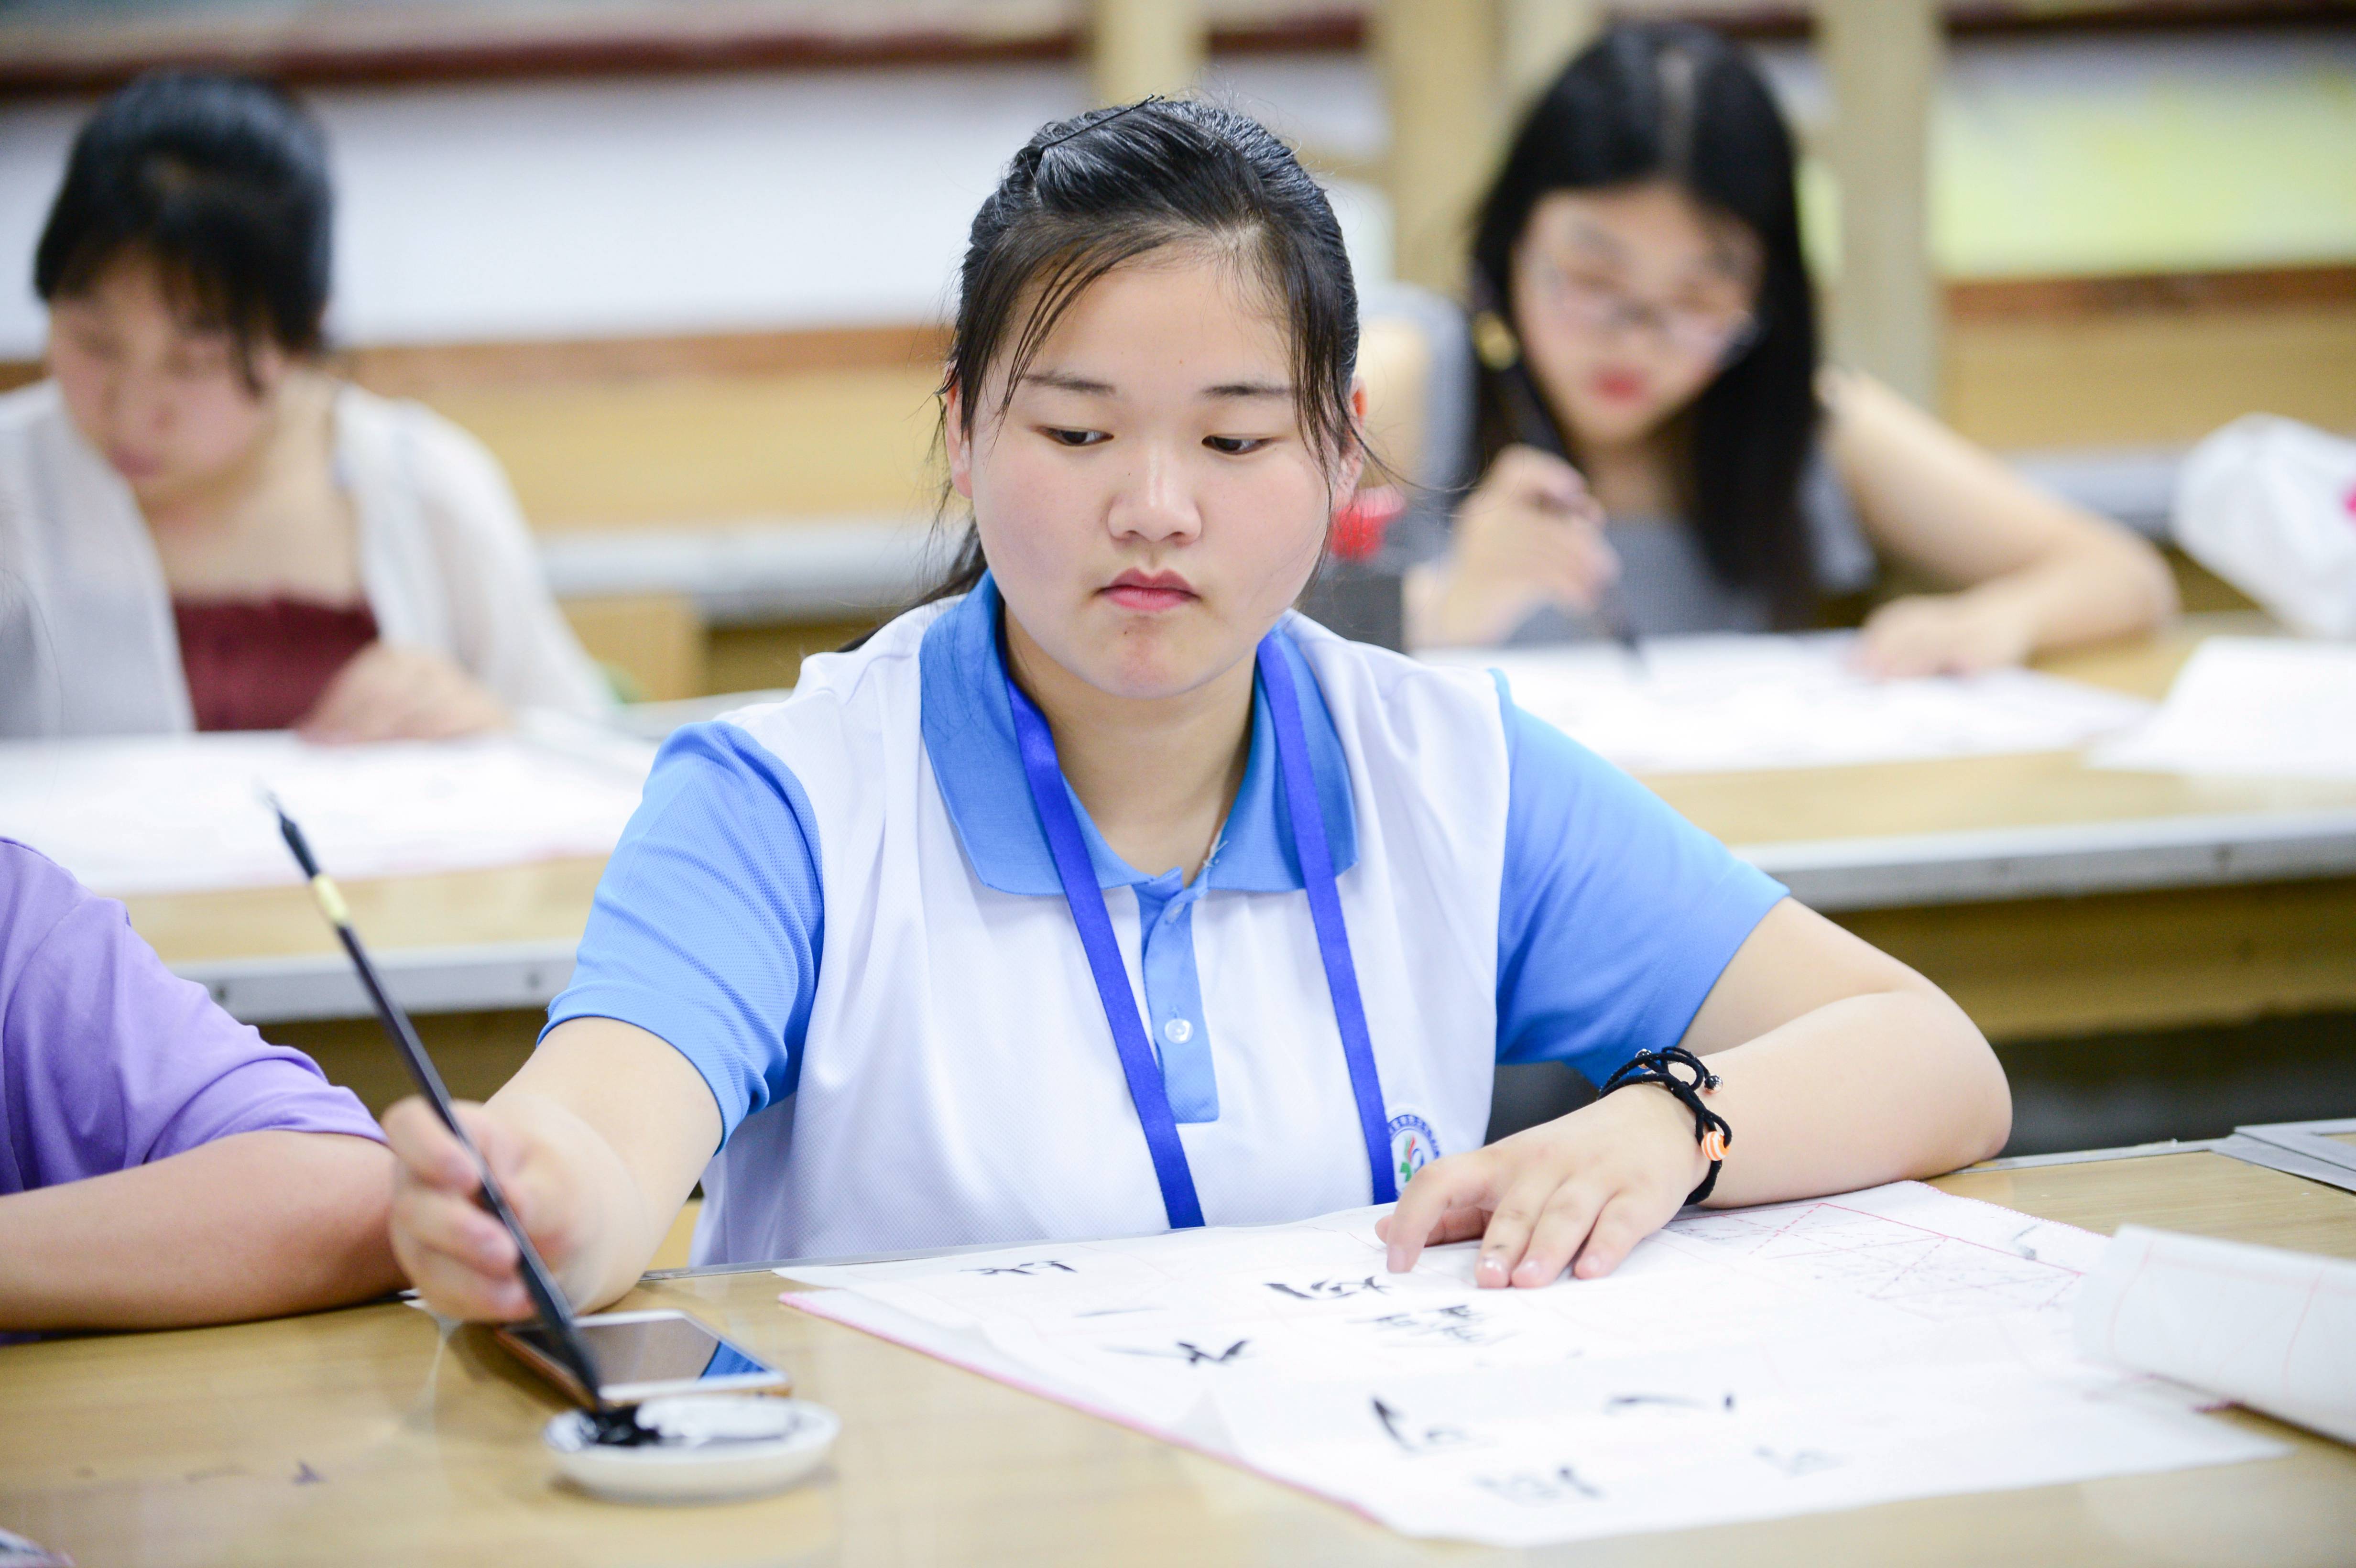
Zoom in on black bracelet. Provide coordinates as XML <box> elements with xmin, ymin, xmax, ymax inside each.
<box><xmin>1599</xmin><ymin>1046</ymin><xmax>1732</xmax><ymax>1205</ymax></box>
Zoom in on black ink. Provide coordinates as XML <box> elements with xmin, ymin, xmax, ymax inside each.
<box><xmin>1756</xmin><ymin>1446</ymin><xmax>1842</xmax><ymax>1478</ymax></box>
<box><xmin>589</xmin><ymin>1407</ymin><xmax>662</xmax><ymax>1447</ymax></box>
<box><xmin>1364</xmin><ymin>1304</ymin><xmax>1505</xmax><ymax>1346</ymax></box>
<box><xmin>1475</xmin><ymin>1465</ymin><xmax>1602</xmax><ymax>1506</ymax></box>
<box><xmin>966</xmin><ymin>1259</ymin><xmax>1078</xmax><ymax>1277</ymax></box>
<box><xmin>1606</xmin><ymin>1394</ymin><xmax>1697</xmax><ymax>1412</ymax></box>
<box><xmin>1111</xmin><ymin>1339</ymin><xmax>1249</xmax><ymax>1366</ymax></box>
<box><xmin>1372</xmin><ymin>1396</ymin><xmax>1480</xmax><ymax>1456</ymax></box>
<box><xmin>1603</xmin><ymin>1392</ymin><xmax>1736</xmax><ymax>1415</ymax></box>
<box><xmin>1265</xmin><ymin>1274</ymin><xmax>1390</xmax><ymax>1301</ymax></box>
<box><xmin>292</xmin><ymin>1462</ymin><xmax>324</xmax><ymax>1485</ymax></box>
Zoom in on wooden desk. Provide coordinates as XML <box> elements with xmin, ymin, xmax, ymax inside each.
<box><xmin>121</xmin><ymin>615</ymin><xmax>2356</xmax><ymax>1056</ymax></box>
<box><xmin>4</xmin><ymin>1153</ymin><xmax>2351</xmax><ymax>1568</ymax></box>
<box><xmin>130</xmin><ymin>857</ymin><xmax>607</xmax><ymax>1026</ymax></box>
<box><xmin>1654</xmin><ymin>620</ymin><xmax>2356</xmax><ymax>1040</ymax></box>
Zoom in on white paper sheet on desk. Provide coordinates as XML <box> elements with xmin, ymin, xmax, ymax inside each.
<box><xmin>778</xmin><ymin>1182</ymin><xmax>2280</xmax><ymax>1547</ymax></box>
<box><xmin>0</xmin><ymin>725</ymin><xmax>654</xmax><ymax>895</ymax></box>
<box><xmin>1425</xmin><ymin>633</ymin><xmax>2151</xmax><ymax>774</ymax></box>
<box><xmin>2087</xmin><ymin>637</ymin><xmax>2356</xmax><ymax>782</ymax></box>
<box><xmin>2076</xmin><ymin>1225</ymin><xmax>2356</xmax><ymax>1445</ymax></box>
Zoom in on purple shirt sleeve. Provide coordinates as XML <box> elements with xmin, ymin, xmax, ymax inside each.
<box><xmin>0</xmin><ymin>839</ymin><xmax>382</xmax><ymax>1194</ymax></box>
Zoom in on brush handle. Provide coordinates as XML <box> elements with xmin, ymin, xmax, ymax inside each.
<box><xmin>273</xmin><ymin>803</ymin><xmax>608</xmax><ymax>1407</ymax></box>
<box><xmin>1487</xmin><ymin>339</ymin><xmax>1643</xmax><ymax>655</ymax></box>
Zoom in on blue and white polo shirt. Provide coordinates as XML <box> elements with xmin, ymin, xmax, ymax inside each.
<box><xmin>546</xmin><ymin>573</ymin><xmax>1785</xmax><ymax>1264</ymax></box>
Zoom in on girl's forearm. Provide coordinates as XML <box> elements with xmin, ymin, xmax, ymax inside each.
<box><xmin>490</xmin><ymin>1089</ymin><xmax>681</xmax><ymax>1312</ymax></box>
<box><xmin>425</xmin><ymin>1020</ymin><xmax>721</xmax><ymax>1318</ymax></box>
<box><xmin>0</xmin><ymin>1132</ymin><xmax>402</xmax><ymax>1332</ymax></box>
<box><xmin>1695</xmin><ymin>988</ymin><xmax>2010</xmax><ymax>1209</ymax></box>
<box><xmin>1969</xmin><ymin>532</ymin><xmax>2178</xmax><ymax>658</ymax></box>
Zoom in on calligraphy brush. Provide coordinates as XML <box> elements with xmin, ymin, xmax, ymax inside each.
<box><xmin>263</xmin><ymin>792</ymin><xmax>642</xmax><ymax>1441</ymax></box>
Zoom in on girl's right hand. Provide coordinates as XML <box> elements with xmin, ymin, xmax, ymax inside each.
<box><xmin>1410</xmin><ymin>444</ymin><xmax>1619</xmax><ymax>647</ymax></box>
<box><xmin>299</xmin><ymin>642</ymin><xmax>510</xmax><ymax>744</ymax></box>
<box><xmin>382</xmin><ymin>1096</ymin><xmax>585</xmax><ymax>1321</ymax></box>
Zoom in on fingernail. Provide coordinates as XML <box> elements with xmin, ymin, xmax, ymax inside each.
<box><xmin>1385</xmin><ymin>1246</ymin><xmax>1406</xmax><ymax>1273</ymax></box>
<box><xmin>1512</xmin><ymin>1261</ymin><xmax>1545</xmax><ymax>1286</ymax></box>
<box><xmin>1477</xmin><ymin>1254</ymin><xmax>1507</xmax><ymax>1284</ymax></box>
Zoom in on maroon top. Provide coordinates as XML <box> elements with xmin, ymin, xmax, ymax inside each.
<box><xmin>172</xmin><ymin>597</ymin><xmax>380</xmax><ymax>732</ymax></box>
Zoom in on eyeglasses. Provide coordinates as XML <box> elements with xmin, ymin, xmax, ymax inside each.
<box><xmin>1522</xmin><ymin>259</ymin><xmax>1760</xmax><ymax>365</ymax></box>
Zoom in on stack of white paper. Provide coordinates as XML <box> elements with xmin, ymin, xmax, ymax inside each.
<box><xmin>1429</xmin><ymin>633</ymin><xmax>2152</xmax><ymax>774</ymax></box>
<box><xmin>2088</xmin><ymin>637</ymin><xmax>2356</xmax><ymax>782</ymax></box>
<box><xmin>2077</xmin><ymin>1225</ymin><xmax>2356</xmax><ymax>1444</ymax></box>
<box><xmin>780</xmin><ymin>1183</ymin><xmax>2279</xmax><ymax>1547</ymax></box>
<box><xmin>0</xmin><ymin>727</ymin><xmax>654</xmax><ymax>896</ymax></box>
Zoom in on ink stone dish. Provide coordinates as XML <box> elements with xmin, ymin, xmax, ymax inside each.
<box><xmin>544</xmin><ymin>1395</ymin><xmax>839</xmax><ymax>1503</ymax></box>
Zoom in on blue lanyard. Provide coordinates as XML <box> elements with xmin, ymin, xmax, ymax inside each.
<box><xmin>1004</xmin><ymin>631</ymin><xmax>1397</xmax><ymax>1231</ymax></box>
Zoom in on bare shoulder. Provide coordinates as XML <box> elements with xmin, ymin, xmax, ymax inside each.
<box><xmin>1818</xmin><ymin>366</ymin><xmax>1951</xmax><ymax>463</ymax></box>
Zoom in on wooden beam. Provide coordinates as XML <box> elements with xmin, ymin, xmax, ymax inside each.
<box><xmin>1377</xmin><ymin>0</ymin><xmax>1502</xmax><ymax>295</ymax></box>
<box><xmin>333</xmin><ymin>323</ymin><xmax>950</xmax><ymax>396</ymax></box>
<box><xmin>4</xmin><ymin>3</ymin><xmax>2347</xmax><ymax>99</ymax></box>
<box><xmin>1839</xmin><ymin>879</ymin><xmax>2356</xmax><ymax>1044</ymax></box>
<box><xmin>1945</xmin><ymin>302</ymin><xmax>2356</xmax><ymax>449</ymax></box>
<box><xmin>1817</xmin><ymin>0</ymin><xmax>1946</xmax><ymax>412</ymax></box>
<box><xmin>1091</xmin><ymin>0</ymin><xmax>1206</xmax><ymax>107</ymax></box>
<box><xmin>559</xmin><ymin>591</ymin><xmax>707</xmax><ymax>702</ymax></box>
<box><xmin>0</xmin><ymin>3</ymin><xmax>1358</xmax><ymax>99</ymax></box>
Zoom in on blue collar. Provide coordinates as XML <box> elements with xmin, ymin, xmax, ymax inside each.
<box><xmin>918</xmin><ymin>573</ymin><xmax>1357</xmax><ymax>897</ymax></box>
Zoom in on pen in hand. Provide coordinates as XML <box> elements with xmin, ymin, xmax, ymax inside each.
<box><xmin>262</xmin><ymin>791</ymin><xmax>636</xmax><ymax>1435</ymax></box>
<box><xmin>1525</xmin><ymin>480</ymin><xmax>1642</xmax><ymax>666</ymax></box>
<box><xmin>1491</xmin><ymin>348</ymin><xmax>1644</xmax><ymax>669</ymax></box>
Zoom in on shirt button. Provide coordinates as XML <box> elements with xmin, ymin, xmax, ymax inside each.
<box><xmin>1163</xmin><ymin>1017</ymin><xmax>1194</xmax><ymax>1045</ymax></box>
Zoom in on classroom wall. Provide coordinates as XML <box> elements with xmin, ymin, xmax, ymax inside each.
<box><xmin>1756</xmin><ymin>31</ymin><xmax>2356</xmax><ymax>284</ymax></box>
<box><xmin>5</xmin><ymin>32</ymin><xmax>2352</xmax><ymax>357</ymax></box>
<box><xmin>0</xmin><ymin>54</ymin><xmax>1390</xmax><ymax>357</ymax></box>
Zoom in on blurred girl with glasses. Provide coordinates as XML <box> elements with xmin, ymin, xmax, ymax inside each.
<box><xmin>1393</xmin><ymin>23</ymin><xmax>2175</xmax><ymax>675</ymax></box>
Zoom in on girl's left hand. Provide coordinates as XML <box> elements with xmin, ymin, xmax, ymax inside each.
<box><xmin>1376</xmin><ymin>1083</ymin><xmax>1708</xmax><ymax>1287</ymax></box>
<box><xmin>299</xmin><ymin>642</ymin><xmax>510</xmax><ymax>743</ymax></box>
<box><xmin>1853</xmin><ymin>592</ymin><xmax>2037</xmax><ymax>679</ymax></box>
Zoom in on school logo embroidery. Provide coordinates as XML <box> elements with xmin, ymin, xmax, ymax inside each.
<box><xmin>1387</xmin><ymin>1113</ymin><xmax>1440</xmax><ymax>1187</ymax></box>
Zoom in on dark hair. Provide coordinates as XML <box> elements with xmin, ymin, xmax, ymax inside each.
<box><xmin>1472</xmin><ymin>22</ymin><xmax>1819</xmax><ymax>627</ymax></box>
<box><xmin>915</xmin><ymin>97</ymin><xmax>1363</xmax><ymax>605</ymax></box>
<box><xmin>35</xmin><ymin>71</ymin><xmax>333</xmax><ymax>388</ymax></box>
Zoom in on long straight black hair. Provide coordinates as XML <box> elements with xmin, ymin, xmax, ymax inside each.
<box><xmin>1472</xmin><ymin>22</ymin><xmax>1820</xmax><ymax>627</ymax></box>
<box><xmin>909</xmin><ymin>97</ymin><xmax>1363</xmax><ymax>608</ymax></box>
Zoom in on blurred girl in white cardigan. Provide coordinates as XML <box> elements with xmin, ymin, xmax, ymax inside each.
<box><xmin>0</xmin><ymin>72</ymin><xmax>607</xmax><ymax>740</ymax></box>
